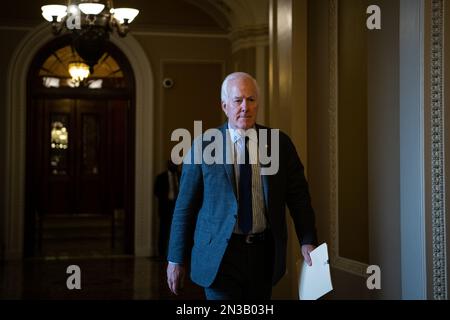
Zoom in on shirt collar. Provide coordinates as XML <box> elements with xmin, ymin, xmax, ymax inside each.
<box><xmin>227</xmin><ymin>123</ymin><xmax>258</xmax><ymax>144</ymax></box>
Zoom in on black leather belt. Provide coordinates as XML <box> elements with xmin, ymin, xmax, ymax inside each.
<box><xmin>232</xmin><ymin>230</ymin><xmax>267</xmax><ymax>244</ymax></box>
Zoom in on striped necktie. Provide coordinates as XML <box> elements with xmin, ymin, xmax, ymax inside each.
<box><xmin>238</xmin><ymin>136</ymin><xmax>252</xmax><ymax>234</ymax></box>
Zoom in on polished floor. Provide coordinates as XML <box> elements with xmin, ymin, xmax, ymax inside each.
<box><xmin>0</xmin><ymin>257</ymin><xmax>205</xmax><ymax>300</ymax></box>
<box><xmin>1</xmin><ymin>215</ymin><xmax>204</xmax><ymax>300</ymax></box>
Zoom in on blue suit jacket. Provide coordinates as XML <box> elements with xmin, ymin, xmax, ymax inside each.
<box><xmin>167</xmin><ymin>123</ymin><xmax>317</xmax><ymax>287</ymax></box>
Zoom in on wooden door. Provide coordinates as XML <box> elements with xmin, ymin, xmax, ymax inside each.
<box><xmin>76</xmin><ymin>100</ymin><xmax>108</xmax><ymax>214</ymax></box>
<box><xmin>27</xmin><ymin>98</ymin><xmax>131</xmax><ymax>255</ymax></box>
<box><xmin>37</xmin><ymin>99</ymin><xmax>111</xmax><ymax>215</ymax></box>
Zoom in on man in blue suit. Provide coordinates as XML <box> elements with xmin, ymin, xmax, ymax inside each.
<box><xmin>167</xmin><ymin>72</ymin><xmax>318</xmax><ymax>299</ymax></box>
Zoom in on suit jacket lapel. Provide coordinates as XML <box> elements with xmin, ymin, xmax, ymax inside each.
<box><xmin>220</xmin><ymin>123</ymin><xmax>237</xmax><ymax>198</ymax></box>
<box><xmin>218</xmin><ymin>123</ymin><xmax>272</xmax><ymax>205</ymax></box>
<box><xmin>256</xmin><ymin>124</ymin><xmax>271</xmax><ymax>211</ymax></box>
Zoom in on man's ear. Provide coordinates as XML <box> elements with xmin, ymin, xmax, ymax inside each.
<box><xmin>221</xmin><ymin>101</ymin><xmax>227</xmax><ymax>114</ymax></box>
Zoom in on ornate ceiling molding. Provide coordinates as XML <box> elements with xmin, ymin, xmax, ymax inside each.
<box><xmin>197</xmin><ymin>0</ymin><xmax>269</xmax><ymax>34</ymax></box>
<box><xmin>185</xmin><ymin>0</ymin><xmax>232</xmax><ymax>32</ymax></box>
<box><xmin>230</xmin><ymin>24</ymin><xmax>269</xmax><ymax>52</ymax></box>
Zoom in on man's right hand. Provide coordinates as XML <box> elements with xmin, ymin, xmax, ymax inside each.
<box><xmin>167</xmin><ymin>262</ymin><xmax>185</xmax><ymax>295</ymax></box>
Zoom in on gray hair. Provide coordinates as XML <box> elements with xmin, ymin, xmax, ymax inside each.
<box><xmin>221</xmin><ymin>72</ymin><xmax>260</xmax><ymax>103</ymax></box>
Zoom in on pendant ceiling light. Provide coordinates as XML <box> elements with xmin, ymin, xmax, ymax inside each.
<box><xmin>41</xmin><ymin>1</ymin><xmax>139</xmax><ymax>72</ymax></box>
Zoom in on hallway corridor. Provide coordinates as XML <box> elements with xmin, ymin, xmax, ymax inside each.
<box><xmin>0</xmin><ymin>257</ymin><xmax>204</xmax><ymax>300</ymax></box>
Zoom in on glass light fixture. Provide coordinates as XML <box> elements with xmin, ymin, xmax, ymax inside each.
<box><xmin>78</xmin><ymin>3</ymin><xmax>105</xmax><ymax>15</ymax></box>
<box><xmin>68</xmin><ymin>62</ymin><xmax>90</xmax><ymax>82</ymax></box>
<box><xmin>41</xmin><ymin>5</ymin><xmax>68</xmax><ymax>22</ymax></box>
<box><xmin>113</xmin><ymin>8</ymin><xmax>140</xmax><ymax>24</ymax></box>
<box><xmin>68</xmin><ymin>5</ymin><xmax>79</xmax><ymax>15</ymax></box>
<box><xmin>51</xmin><ymin>121</ymin><xmax>69</xmax><ymax>150</ymax></box>
<box><xmin>41</xmin><ymin>1</ymin><xmax>139</xmax><ymax>72</ymax></box>
<box><xmin>42</xmin><ymin>77</ymin><xmax>61</xmax><ymax>88</ymax></box>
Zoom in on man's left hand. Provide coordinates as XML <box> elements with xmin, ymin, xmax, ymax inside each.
<box><xmin>301</xmin><ymin>244</ymin><xmax>316</xmax><ymax>266</ymax></box>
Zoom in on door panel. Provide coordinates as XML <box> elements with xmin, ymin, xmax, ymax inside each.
<box><xmin>32</xmin><ymin>99</ymin><xmax>128</xmax><ymax>216</ymax></box>
<box><xmin>43</xmin><ymin>99</ymin><xmax>74</xmax><ymax>214</ymax></box>
<box><xmin>27</xmin><ymin>97</ymin><xmax>131</xmax><ymax>257</ymax></box>
<box><xmin>76</xmin><ymin>100</ymin><xmax>107</xmax><ymax>214</ymax></box>
<box><xmin>108</xmin><ymin>99</ymin><xmax>128</xmax><ymax>210</ymax></box>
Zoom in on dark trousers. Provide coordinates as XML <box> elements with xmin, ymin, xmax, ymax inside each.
<box><xmin>204</xmin><ymin>230</ymin><xmax>274</xmax><ymax>300</ymax></box>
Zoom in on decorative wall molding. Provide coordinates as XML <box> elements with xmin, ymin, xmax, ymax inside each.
<box><xmin>109</xmin><ymin>33</ymin><xmax>156</xmax><ymax>257</ymax></box>
<box><xmin>430</xmin><ymin>0</ymin><xmax>448</xmax><ymax>300</ymax></box>
<box><xmin>2</xmin><ymin>26</ymin><xmax>51</xmax><ymax>259</ymax></box>
<box><xmin>328</xmin><ymin>0</ymin><xmax>369</xmax><ymax>277</ymax></box>
<box><xmin>0</xmin><ymin>24</ymin><xmax>229</xmax><ymax>39</ymax></box>
<box><xmin>231</xmin><ymin>25</ymin><xmax>269</xmax><ymax>53</ymax></box>
<box><xmin>328</xmin><ymin>0</ymin><xmax>339</xmax><ymax>270</ymax></box>
<box><xmin>131</xmin><ymin>30</ymin><xmax>229</xmax><ymax>39</ymax></box>
<box><xmin>0</xmin><ymin>25</ymin><xmax>33</xmax><ymax>31</ymax></box>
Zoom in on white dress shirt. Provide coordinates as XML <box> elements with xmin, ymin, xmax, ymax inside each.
<box><xmin>228</xmin><ymin>126</ymin><xmax>267</xmax><ymax>234</ymax></box>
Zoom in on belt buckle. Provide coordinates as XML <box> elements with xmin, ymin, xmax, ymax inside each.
<box><xmin>245</xmin><ymin>234</ymin><xmax>255</xmax><ymax>244</ymax></box>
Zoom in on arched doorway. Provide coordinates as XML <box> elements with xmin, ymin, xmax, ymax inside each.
<box><xmin>24</xmin><ymin>35</ymin><xmax>135</xmax><ymax>258</ymax></box>
<box><xmin>4</xmin><ymin>23</ymin><xmax>154</xmax><ymax>260</ymax></box>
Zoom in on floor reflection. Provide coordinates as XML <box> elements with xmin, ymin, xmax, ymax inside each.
<box><xmin>0</xmin><ymin>257</ymin><xmax>204</xmax><ymax>300</ymax></box>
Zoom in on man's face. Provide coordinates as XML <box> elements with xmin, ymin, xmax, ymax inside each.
<box><xmin>222</xmin><ymin>77</ymin><xmax>258</xmax><ymax>130</ymax></box>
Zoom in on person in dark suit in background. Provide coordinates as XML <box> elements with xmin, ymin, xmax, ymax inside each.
<box><xmin>154</xmin><ymin>160</ymin><xmax>180</xmax><ymax>258</ymax></box>
<box><xmin>167</xmin><ymin>72</ymin><xmax>318</xmax><ymax>299</ymax></box>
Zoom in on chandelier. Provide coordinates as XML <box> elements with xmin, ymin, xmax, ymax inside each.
<box><xmin>41</xmin><ymin>1</ymin><xmax>139</xmax><ymax>72</ymax></box>
<box><xmin>68</xmin><ymin>62</ymin><xmax>90</xmax><ymax>86</ymax></box>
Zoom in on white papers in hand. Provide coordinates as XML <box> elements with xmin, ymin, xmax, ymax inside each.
<box><xmin>298</xmin><ymin>243</ymin><xmax>333</xmax><ymax>300</ymax></box>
